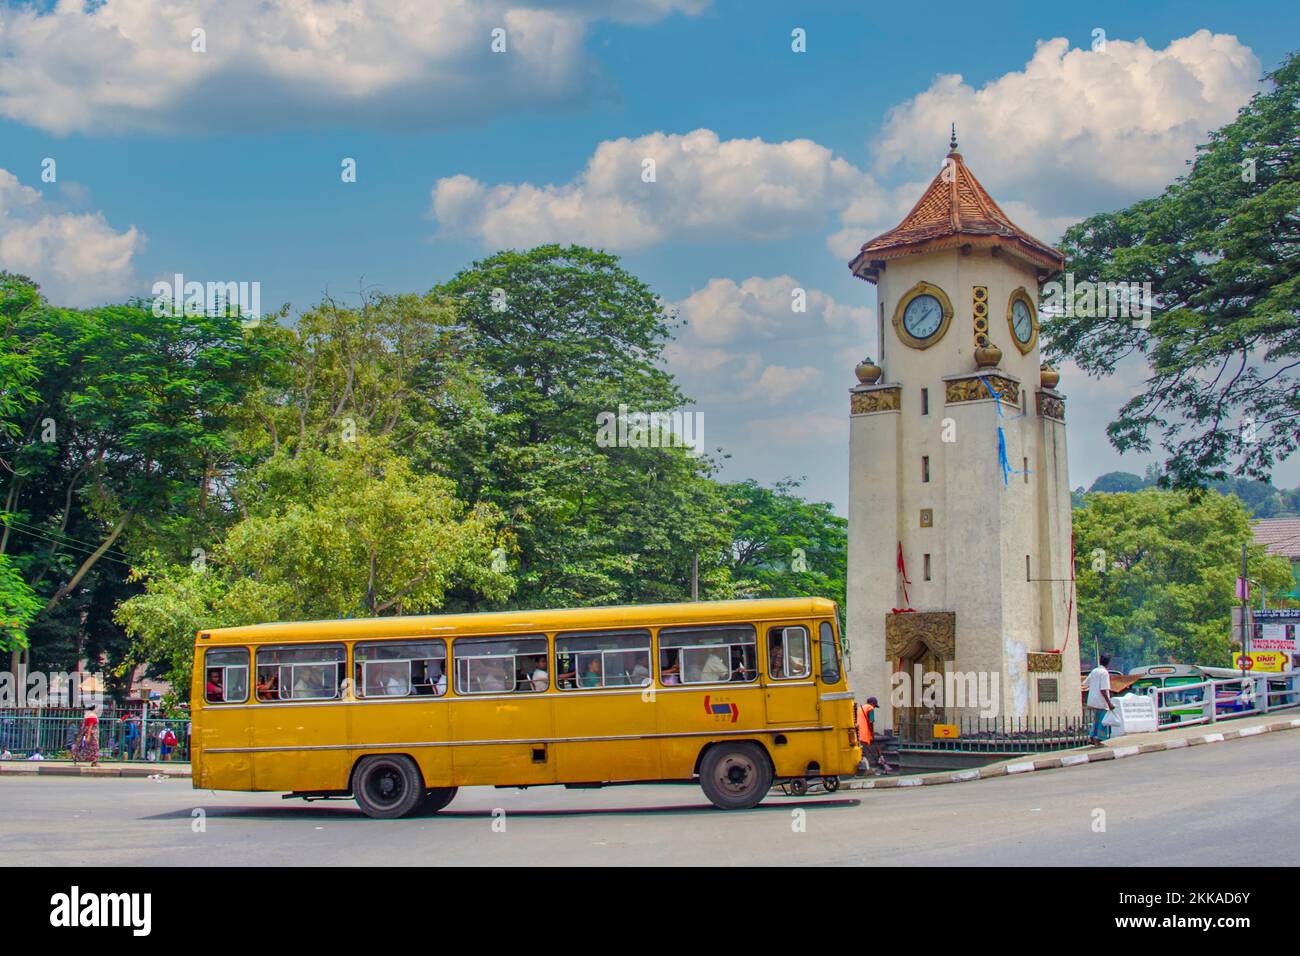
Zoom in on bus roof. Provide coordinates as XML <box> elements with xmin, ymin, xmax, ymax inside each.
<box><xmin>1126</xmin><ymin>663</ymin><xmax>1203</xmax><ymax>678</ymax></box>
<box><xmin>196</xmin><ymin>597</ymin><xmax>839</xmax><ymax>646</ymax></box>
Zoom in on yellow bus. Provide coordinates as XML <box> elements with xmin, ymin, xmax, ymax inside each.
<box><xmin>191</xmin><ymin>597</ymin><xmax>859</xmax><ymax>817</ymax></box>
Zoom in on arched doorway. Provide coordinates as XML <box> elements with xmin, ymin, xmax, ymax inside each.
<box><xmin>894</xmin><ymin>638</ymin><xmax>948</xmax><ymax>741</ymax></box>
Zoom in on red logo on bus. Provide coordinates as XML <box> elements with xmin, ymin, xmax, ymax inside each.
<box><xmin>703</xmin><ymin>696</ymin><xmax>739</xmax><ymax>722</ymax></box>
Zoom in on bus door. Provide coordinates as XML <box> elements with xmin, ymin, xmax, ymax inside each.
<box><xmin>762</xmin><ymin>622</ymin><xmax>819</xmax><ymax>725</ymax></box>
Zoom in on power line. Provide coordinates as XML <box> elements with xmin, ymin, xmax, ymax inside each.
<box><xmin>3</xmin><ymin>517</ymin><xmax>133</xmax><ymax>564</ymax></box>
<box><xmin>2</xmin><ymin>524</ymin><xmax>133</xmax><ymax>567</ymax></box>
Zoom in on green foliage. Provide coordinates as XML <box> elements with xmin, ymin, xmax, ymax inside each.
<box><xmin>0</xmin><ymin>549</ymin><xmax>41</xmax><ymax>651</ymax></box>
<box><xmin>1045</xmin><ymin>51</ymin><xmax>1300</xmax><ymax>488</ymax></box>
<box><xmin>432</xmin><ymin>245</ymin><xmax>731</xmax><ymax>608</ymax></box>
<box><xmin>1073</xmin><ymin>488</ymin><xmax>1292</xmax><ymax>667</ymax></box>
<box><xmin>722</xmin><ymin>479</ymin><xmax>847</xmax><ymax>615</ymax></box>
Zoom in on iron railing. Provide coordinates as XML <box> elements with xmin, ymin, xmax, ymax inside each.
<box><xmin>0</xmin><ymin>707</ymin><xmax>191</xmax><ymax>762</ymax></box>
<box><xmin>896</xmin><ymin>714</ymin><xmax>1094</xmax><ymax>752</ymax></box>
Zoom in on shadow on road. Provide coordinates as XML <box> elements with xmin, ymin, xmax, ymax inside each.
<box><xmin>141</xmin><ymin>796</ymin><xmax>860</xmax><ymax>822</ymax></box>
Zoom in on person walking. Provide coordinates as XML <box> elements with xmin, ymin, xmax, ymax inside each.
<box><xmin>71</xmin><ymin>705</ymin><xmax>100</xmax><ymax>767</ymax></box>
<box><xmin>1086</xmin><ymin>655</ymin><xmax>1115</xmax><ymax>745</ymax></box>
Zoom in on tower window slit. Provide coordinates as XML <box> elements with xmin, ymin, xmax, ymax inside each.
<box><xmin>924</xmin><ymin>554</ymin><xmax>931</xmax><ymax>581</ymax></box>
<box><xmin>922</xmin><ymin>456</ymin><xmax>930</xmax><ymax>483</ymax></box>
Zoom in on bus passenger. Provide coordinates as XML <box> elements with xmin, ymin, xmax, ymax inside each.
<box><xmin>661</xmin><ymin>649</ymin><xmax>681</xmax><ymax>685</ymax></box>
<box><xmin>529</xmin><ymin>656</ymin><xmax>549</xmax><ymax>692</ymax></box>
<box><xmin>206</xmin><ymin>669</ymin><xmax>225</xmax><ymax>702</ymax></box>
<box><xmin>698</xmin><ymin>648</ymin><xmax>729</xmax><ymax>683</ymax></box>
<box><xmin>769</xmin><ymin>643</ymin><xmax>785</xmax><ymax>679</ymax></box>
<box><xmin>580</xmin><ymin>657</ymin><xmax>602</xmax><ymax>688</ymax></box>
<box><xmin>480</xmin><ymin>660</ymin><xmax>508</xmax><ymax>692</ymax></box>
<box><xmin>257</xmin><ymin>674</ymin><xmax>279</xmax><ymax>700</ymax></box>
<box><xmin>629</xmin><ymin>654</ymin><xmax>650</xmax><ymax>686</ymax></box>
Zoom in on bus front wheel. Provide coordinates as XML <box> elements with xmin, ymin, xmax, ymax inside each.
<box><xmin>699</xmin><ymin>742</ymin><xmax>772</xmax><ymax>810</ymax></box>
<box><xmin>353</xmin><ymin>755</ymin><xmax>424</xmax><ymax>819</ymax></box>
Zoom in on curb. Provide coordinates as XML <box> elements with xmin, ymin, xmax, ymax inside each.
<box><xmin>845</xmin><ymin>715</ymin><xmax>1300</xmax><ymax>791</ymax></box>
<box><xmin>0</xmin><ymin>763</ymin><xmax>189</xmax><ymax>779</ymax></box>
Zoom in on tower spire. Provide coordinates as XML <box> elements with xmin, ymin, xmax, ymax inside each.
<box><xmin>949</xmin><ymin>122</ymin><xmax>958</xmax><ymax>153</ymax></box>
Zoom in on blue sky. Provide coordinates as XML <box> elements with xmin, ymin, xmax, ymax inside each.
<box><xmin>2</xmin><ymin>0</ymin><xmax>1297</xmax><ymax>511</ymax></box>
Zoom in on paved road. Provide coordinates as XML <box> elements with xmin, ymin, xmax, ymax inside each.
<box><xmin>3</xmin><ymin>731</ymin><xmax>1299</xmax><ymax>865</ymax></box>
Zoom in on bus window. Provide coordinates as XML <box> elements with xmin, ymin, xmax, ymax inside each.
<box><xmin>354</xmin><ymin>641</ymin><xmax>447</xmax><ymax>698</ymax></box>
<box><xmin>767</xmin><ymin>626</ymin><xmax>810</xmax><ymax>680</ymax></box>
<box><xmin>255</xmin><ymin>645</ymin><xmax>345</xmax><ymax>701</ymax></box>
<box><xmin>818</xmin><ymin>621</ymin><xmax>841</xmax><ymax>683</ymax></box>
<box><xmin>205</xmin><ymin>648</ymin><xmax>248</xmax><ymax>703</ymax></box>
<box><xmin>660</xmin><ymin>625</ymin><xmax>757</xmax><ymax>685</ymax></box>
<box><xmin>555</xmin><ymin>630</ymin><xmax>651</xmax><ymax>690</ymax></box>
<box><xmin>453</xmin><ymin>636</ymin><xmax>548</xmax><ymax>694</ymax></box>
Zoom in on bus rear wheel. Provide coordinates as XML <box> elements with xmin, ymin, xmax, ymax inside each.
<box><xmin>353</xmin><ymin>755</ymin><xmax>424</xmax><ymax>819</ymax></box>
<box><xmin>699</xmin><ymin>742</ymin><xmax>772</xmax><ymax>810</ymax></box>
<box><xmin>418</xmin><ymin>787</ymin><xmax>458</xmax><ymax>815</ymax></box>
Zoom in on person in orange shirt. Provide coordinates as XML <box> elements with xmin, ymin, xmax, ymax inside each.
<box><xmin>856</xmin><ymin>697</ymin><xmax>878</xmax><ymax>773</ymax></box>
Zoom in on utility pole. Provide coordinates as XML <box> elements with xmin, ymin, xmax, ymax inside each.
<box><xmin>1240</xmin><ymin>542</ymin><xmax>1249</xmax><ymax>678</ymax></box>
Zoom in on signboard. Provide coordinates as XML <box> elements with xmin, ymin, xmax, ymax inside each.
<box><xmin>1255</xmin><ymin>622</ymin><xmax>1299</xmax><ymax>653</ymax></box>
<box><xmin>1232</xmin><ymin>651</ymin><xmax>1288</xmax><ymax>672</ymax></box>
<box><xmin>932</xmin><ymin>723</ymin><xmax>959</xmax><ymax>739</ymax></box>
<box><xmin>1115</xmin><ymin>694</ymin><xmax>1159</xmax><ymax>734</ymax></box>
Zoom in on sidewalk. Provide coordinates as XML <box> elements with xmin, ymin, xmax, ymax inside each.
<box><xmin>844</xmin><ymin>708</ymin><xmax>1300</xmax><ymax>791</ymax></box>
<box><xmin>0</xmin><ymin>759</ymin><xmax>190</xmax><ymax>778</ymax></box>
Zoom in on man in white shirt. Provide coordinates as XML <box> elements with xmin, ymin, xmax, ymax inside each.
<box><xmin>1086</xmin><ymin>655</ymin><xmax>1114</xmax><ymax>744</ymax></box>
<box><xmin>699</xmin><ymin>649</ymin><xmax>730</xmax><ymax>683</ymax></box>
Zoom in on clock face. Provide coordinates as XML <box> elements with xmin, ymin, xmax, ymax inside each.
<box><xmin>902</xmin><ymin>294</ymin><xmax>944</xmax><ymax>340</ymax></box>
<box><xmin>1011</xmin><ymin>299</ymin><xmax>1035</xmax><ymax>343</ymax></box>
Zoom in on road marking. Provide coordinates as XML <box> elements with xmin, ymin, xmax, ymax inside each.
<box><xmin>1112</xmin><ymin>746</ymin><xmax>1139</xmax><ymax>758</ymax></box>
<box><xmin>897</xmin><ymin>777</ymin><xmax>923</xmax><ymax>786</ymax></box>
<box><xmin>1203</xmin><ymin>732</ymin><xmax>1225</xmax><ymax>743</ymax></box>
<box><xmin>1165</xmin><ymin>738</ymin><xmax>1189</xmax><ymax>748</ymax></box>
<box><xmin>1060</xmin><ymin>754</ymin><xmax>1089</xmax><ymax>766</ymax></box>
<box><xmin>1237</xmin><ymin>726</ymin><xmax>1264</xmax><ymax>737</ymax></box>
<box><xmin>951</xmin><ymin>770</ymin><xmax>979</xmax><ymax>782</ymax></box>
<box><xmin>1006</xmin><ymin>762</ymin><xmax>1035</xmax><ymax>774</ymax></box>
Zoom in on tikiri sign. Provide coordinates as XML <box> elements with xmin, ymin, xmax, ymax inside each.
<box><xmin>1232</xmin><ymin>651</ymin><xmax>1289</xmax><ymax>672</ymax></box>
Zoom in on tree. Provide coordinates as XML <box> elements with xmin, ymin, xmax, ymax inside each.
<box><xmin>1044</xmin><ymin>52</ymin><xmax>1300</xmax><ymax>489</ymax></box>
<box><xmin>0</xmin><ymin>552</ymin><xmax>40</xmax><ymax>652</ymax></box>
<box><xmin>1088</xmin><ymin>471</ymin><xmax>1150</xmax><ymax>494</ymax></box>
<box><xmin>0</xmin><ymin>295</ymin><xmax>284</xmax><ymax>678</ymax></box>
<box><xmin>116</xmin><ymin>436</ymin><xmax>513</xmax><ymax>688</ymax></box>
<box><xmin>1072</xmin><ymin>488</ymin><xmax>1291</xmax><ymax>667</ymax></box>
<box><xmin>433</xmin><ymin>245</ymin><xmax>735</xmax><ymax>608</ymax></box>
<box><xmin>722</xmin><ymin>479</ymin><xmax>847</xmax><ymax>614</ymax></box>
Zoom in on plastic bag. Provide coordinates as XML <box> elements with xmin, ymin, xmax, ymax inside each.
<box><xmin>1101</xmin><ymin>709</ymin><xmax>1120</xmax><ymax>727</ymax></box>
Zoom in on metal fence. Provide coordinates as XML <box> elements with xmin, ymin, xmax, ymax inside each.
<box><xmin>1152</xmin><ymin>670</ymin><xmax>1300</xmax><ymax>729</ymax></box>
<box><xmin>896</xmin><ymin>714</ymin><xmax>1094</xmax><ymax>753</ymax></box>
<box><xmin>0</xmin><ymin>707</ymin><xmax>191</xmax><ymax>763</ymax></box>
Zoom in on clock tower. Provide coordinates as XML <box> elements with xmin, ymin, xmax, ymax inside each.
<box><xmin>844</xmin><ymin>132</ymin><xmax>1082</xmax><ymax>735</ymax></box>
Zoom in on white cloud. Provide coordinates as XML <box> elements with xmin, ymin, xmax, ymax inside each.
<box><xmin>872</xmin><ymin>31</ymin><xmax>1260</xmax><ymax>215</ymax></box>
<box><xmin>664</xmin><ymin>276</ymin><xmax>871</xmax><ymax>411</ymax></box>
<box><xmin>0</xmin><ymin>0</ymin><xmax>707</xmax><ymax>134</ymax></box>
<box><xmin>432</xmin><ymin>129</ymin><xmax>874</xmax><ymax>249</ymax></box>
<box><xmin>0</xmin><ymin>170</ymin><xmax>140</xmax><ymax>306</ymax></box>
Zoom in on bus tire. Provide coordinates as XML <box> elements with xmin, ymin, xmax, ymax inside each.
<box><xmin>418</xmin><ymin>787</ymin><xmax>458</xmax><ymax>814</ymax></box>
<box><xmin>699</xmin><ymin>742</ymin><xmax>772</xmax><ymax>810</ymax></box>
<box><xmin>353</xmin><ymin>755</ymin><xmax>424</xmax><ymax>819</ymax></box>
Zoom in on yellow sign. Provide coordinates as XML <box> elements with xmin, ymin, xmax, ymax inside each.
<box><xmin>1233</xmin><ymin>651</ymin><xmax>1288</xmax><ymax>673</ymax></box>
<box><xmin>933</xmin><ymin>723</ymin><xmax>960</xmax><ymax>739</ymax></box>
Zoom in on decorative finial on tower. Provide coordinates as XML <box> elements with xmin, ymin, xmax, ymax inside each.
<box><xmin>949</xmin><ymin>123</ymin><xmax>958</xmax><ymax>153</ymax></box>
